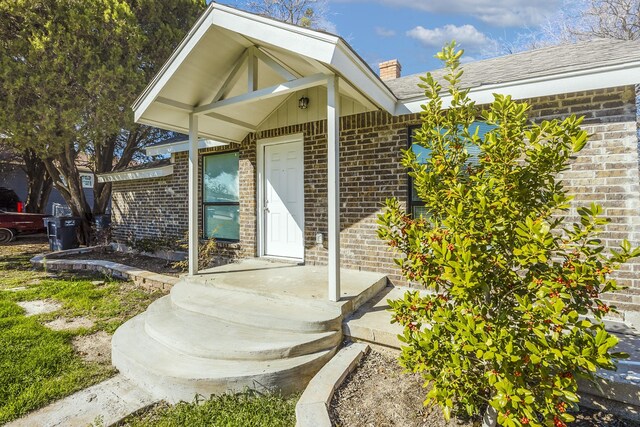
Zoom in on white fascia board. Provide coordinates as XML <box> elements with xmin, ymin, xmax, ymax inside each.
<box><xmin>132</xmin><ymin>4</ymin><xmax>216</xmax><ymax>121</ymax></box>
<box><xmin>396</xmin><ymin>61</ymin><xmax>640</xmax><ymax>115</ymax></box>
<box><xmin>137</xmin><ymin>117</ymin><xmax>243</xmax><ymax>144</ymax></box>
<box><xmin>145</xmin><ymin>138</ymin><xmax>228</xmax><ymax>156</ymax></box>
<box><xmin>332</xmin><ymin>41</ymin><xmax>397</xmax><ymax>113</ymax></box>
<box><xmin>210</xmin><ymin>5</ymin><xmax>338</xmax><ymax>63</ymax></box>
<box><xmin>97</xmin><ymin>165</ymin><xmax>174</xmax><ymax>183</ymax></box>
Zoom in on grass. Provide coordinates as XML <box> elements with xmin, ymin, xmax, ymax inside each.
<box><xmin>0</xmin><ymin>238</ymin><xmax>165</xmax><ymax>423</ymax></box>
<box><xmin>122</xmin><ymin>392</ymin><xmax>298</xmax><ymax>427</ymax></box>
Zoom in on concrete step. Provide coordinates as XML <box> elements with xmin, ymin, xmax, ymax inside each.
<box><xmin>170</xmin><ymin>281</ymin><xmax>343</xmax><ymax>333</ymax></box>
<box><xmin>577</xmin><ymin>327</ymin><xmax>640</xmax><ymax>422</ymax></box>
<box><xmin>144</xmin><ymin>297</ymin><xmax>341</xmax><ymax>361</ymax></box>
<box><xmin>112</xmin><ymin>313</ymin><xmax>336</xmax><ymax>403</ymax></box>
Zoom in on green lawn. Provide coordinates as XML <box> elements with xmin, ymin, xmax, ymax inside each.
<box><xmin>122</xmin><ymin>392</ymin><xmax>298</xmax><ymax>427</ymax></box>
<box><xmin>0</xmin><ymin>239</ymin><xmax>165</xmax><ymax>424</ymax></box>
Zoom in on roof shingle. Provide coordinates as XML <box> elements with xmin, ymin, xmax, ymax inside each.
<box><xmin>385</xmin><ymin>39</ymin><xmax>640</xmax><ymax>100</ymax></box>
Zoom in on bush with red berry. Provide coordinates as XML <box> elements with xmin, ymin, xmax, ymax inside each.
<box><xmin>378</xmin><ymin>42</ymin><xmax>639</xmax><ymax>427</ymax></box>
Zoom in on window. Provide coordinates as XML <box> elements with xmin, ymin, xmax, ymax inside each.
<box><xmin>202</xmin><ymin>151</ymin><xmax>239</xmax><ymax>241</ymax></box>
<box><xmin>408</xmin><ymin>122</ymin><xmax>495</xmax><ymax>217</ymax></box>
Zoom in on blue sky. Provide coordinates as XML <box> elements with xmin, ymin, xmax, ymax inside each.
<box><xmin>224</xmin><ymin>0</ymin><xmax>564</xmax><ymax>75</ymax></box>
<box><xmin>325</xmin><ymin>0</ymin><xmax>561</xmax><ymax>75</ymax></box>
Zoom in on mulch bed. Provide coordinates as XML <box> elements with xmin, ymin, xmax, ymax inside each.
<box><xmin>330</xmin><ymin>348</ymin><xmax>639</xmax><ymax>427</ymax></box>
<box><xmin>58</xmin><ymin>247</ymin><xmax>182</xmax><ymax>277</ymax></box>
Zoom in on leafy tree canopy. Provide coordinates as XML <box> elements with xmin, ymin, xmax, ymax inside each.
<box><xmin>0</xmin><ymin>0</ymin><xmax>205</xmax><ymax>227</ymax></box>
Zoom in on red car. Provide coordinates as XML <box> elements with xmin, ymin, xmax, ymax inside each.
<box><xmin>0</xmin><ymin>212</ymin><xmax>49</xmax><ymax>243</ymax></box>
<box><xmin>0</xmin><ymin>187</ymin><xmax>49</xmax><ymax>243</ymax></box>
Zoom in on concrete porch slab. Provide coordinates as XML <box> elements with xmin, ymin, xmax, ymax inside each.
<box><xmin>194</xmin><ymin>258</ymin><xmax>388</xmax><ymax>314</ymax></box>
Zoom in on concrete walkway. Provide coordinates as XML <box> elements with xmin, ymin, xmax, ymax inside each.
<box><xmin>6</xmin><ymin>375</ymin><xmax>157</xmax><ymax>427</ymax></box>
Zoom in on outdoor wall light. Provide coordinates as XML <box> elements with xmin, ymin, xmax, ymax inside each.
<box><xmin>298</xmin><ymin>96</ymin><xmax>309</xmax><ymax>110</ymax></box>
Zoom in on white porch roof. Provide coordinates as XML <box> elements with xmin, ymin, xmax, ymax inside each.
<box><xmin>132</xmin><ymin>3</ymin><xmax>397</xmax><ymax>143</ymax></box>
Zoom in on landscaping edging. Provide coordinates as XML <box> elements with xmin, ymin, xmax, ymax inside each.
<box><xmin>295</xmin><ymin>342</ymin><xmax>369</xmax><ymax>427</ymax></box>
<box><xmin>31</xmin><ymin>247</ymin><xmax>179</xmax><ymax>291</ymax></box>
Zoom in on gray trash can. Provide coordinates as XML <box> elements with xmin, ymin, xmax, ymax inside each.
<box><xmin>44</xmin><ymin>217</ymin><xmax>80</xmax><ymax>251</ymax></box>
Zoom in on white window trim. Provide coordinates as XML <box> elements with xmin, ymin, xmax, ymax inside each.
<box><xmin>97</xmin><ymin>165</ymin><xmax>173</xmax><ymax>183</ymax></box>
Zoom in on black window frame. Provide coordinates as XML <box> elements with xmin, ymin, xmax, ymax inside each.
<box><xmin>407</xmin><ymin>125</ymin><xmax>425</xmax><ymax>218</ymax></box>
<box><xmin>201</xmin><ymin>150</ymin><xmax>240</xmax><ymax>242</ymax></box>
<box><xmin>407</xmin><ymin>122</ymin><xmax>495</xmax><ymax>217</ymax></box>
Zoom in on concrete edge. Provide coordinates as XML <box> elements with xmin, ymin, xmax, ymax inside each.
<box><xmin>295</xmin><ymin>342</ymin><xmax>369</xmax><ymax>427</ymax></box>
<box><xmin>30</xmin><ymin>253</ymin><xmax>179</xmax><ymax>291</ymax></box>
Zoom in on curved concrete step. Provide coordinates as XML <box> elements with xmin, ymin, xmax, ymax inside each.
<box><xmin>170</xmin><ymin>281</ymin><xmax>342</xmax><ymax>333</ymax></box>
<box><xmin>144</xmin><ymin>297</ymin><xmax>341</xmax><ymax>361</ymax></box>
<box><xmin>112</xmin><ymin>314</ymin><xmax>336</xmax><ymax>403</ymax></box>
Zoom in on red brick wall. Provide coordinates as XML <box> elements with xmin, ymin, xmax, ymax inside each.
<box><xmin>111</xmin><ymin>85</ymin><xmax>640</xmax><ymax>324</ymax></box>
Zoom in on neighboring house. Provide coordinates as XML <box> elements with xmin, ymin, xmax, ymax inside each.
<box><xmin>0</xmin><ymin>159</ymin><xmax>95</xmax><ymax>215</ymax></box>
<box><xmin>102</xmin><ymin>4</ymin><xmax>640</xmax><ymax>327</ymax></box>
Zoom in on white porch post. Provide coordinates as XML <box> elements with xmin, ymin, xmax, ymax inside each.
<box><xmin>188</xmin><ymin>113</ymin><xmax>199</xmax><ymax>276</ymax></box>
<box><xmin>327</xmin><ymin>75</ymin><xmax>341</xmax><ymax>301</ymax></box>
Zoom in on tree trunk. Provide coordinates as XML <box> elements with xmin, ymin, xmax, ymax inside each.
<box><xmin>21</xmin><ymin>148</ymin><xmax>52</xmax><ymax>213</ymax></box>
<box><xmin>43</xmin><ymin>144</ymin><xmax>92</xmax><ymax>245</ymax></box>
<box><xmin>92</xmin><ymin>126</ymin><xmax>147</xmax><ymax>214</ymax></box>
<box><xmin>483</xmin><ymin>405</ymin><xmax>498</xmax><ymax>427</ymax></box>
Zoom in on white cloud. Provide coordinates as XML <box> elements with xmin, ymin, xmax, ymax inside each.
<box><xmin>406</xmin><ymin>24</ymin><xmax>498</xmax><ymax>54</ymax></box>
<box><xmin>367</xmin><ymin>0</ymin><xmax>559</xmax><ymax>27</ymax></box>
<box><xmin>375</xmin><ymin>26</ymin><xmax>396</xmax><ymax>37</ymax></box>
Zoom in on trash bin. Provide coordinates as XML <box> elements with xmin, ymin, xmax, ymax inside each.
<box><xmin>93</xmin><ymin>214</ymin><xmax>111</xmax><ymax>231</ymax></box>
<box><xmin>44</xmin><ymin>216</ymin><xmax>80</xmax><ymax>251</ymax></box>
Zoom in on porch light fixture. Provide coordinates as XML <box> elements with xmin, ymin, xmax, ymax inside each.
<box><xmin>298</xmin><ymin>96</ymin><xmax>309</xmax><ymax>110</ymax></box>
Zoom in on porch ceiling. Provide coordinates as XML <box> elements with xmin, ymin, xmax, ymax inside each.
<box><xmin>133</xmin><ymin>3</ymin><xmax>398</xmax><ymax>143</ymax></box>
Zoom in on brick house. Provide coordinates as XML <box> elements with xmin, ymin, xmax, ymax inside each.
<box><xmin>102</xmin><ymin>4</ymin><xmax>640</xmax><ymax>327</ymax></box>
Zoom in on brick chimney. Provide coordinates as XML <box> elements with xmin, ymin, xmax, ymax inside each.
<box><xmin>379</xmin><ymin>59</ymin><xmax>402</xmax><ymax>80</ymax></box>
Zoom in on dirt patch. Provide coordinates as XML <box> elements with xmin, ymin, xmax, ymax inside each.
<box><xmin>45</xmin><ymin>316</ymin><xmax>95</xmax><ymax>331</ymax></box>
<box><xmin>59</xmin><ymin>247</ymin><xmax>182</xmax><ymax>277</ymax></box>
<box><xmin>330</xmin><ymin>349</ymin><xmax>640</xmax><ymax>427</ymax></box>
<box><xmin>331</xmin><ymin>348</ymin><xmax>472</xmax><ymax>427</ymax></box>
<box><xmin>72</xmin><ymin>331</ymin><xmax>112</xmax><ymax>364</ymax></box>
<box><xmin>0</xmin><ymin>235</ymin><xmax>49</xmax><ymax>269</ymax></box>
<box><xmin>17</xmin><ymin>299</ymin><xmax>62</xmax><ymax>317</ymax></box>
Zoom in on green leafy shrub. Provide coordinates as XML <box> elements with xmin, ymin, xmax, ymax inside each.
<box><xmin>378</xmin><ymin>42</ymin><xmax>639</xmax><ymax>427</ymax></box>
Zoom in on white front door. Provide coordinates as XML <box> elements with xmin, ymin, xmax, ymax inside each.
<box><xmin>264</xmin><ymin>140</ymin><xmax>304</xmax><ymax>259</ymax></box>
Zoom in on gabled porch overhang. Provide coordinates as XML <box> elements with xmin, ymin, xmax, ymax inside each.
<box><xmin>132</xmin><ymin>3</ymin><xmax>398</xmax><ymax>302</ymax></box>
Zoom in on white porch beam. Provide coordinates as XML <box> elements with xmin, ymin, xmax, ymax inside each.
<box><xmin>327</xmin><ymin>75</ymin><xmax>341</xmax><ymax>302</ymax></box>
<box><xmin>156</xmin><ymin>97</ymin><xmax>194</xmax><ymax>112</ymax></box>
<box><xmin>248</xmin><ymin>46</ymin><xmax>258</xmax><ymax>92</ymax></box>
<box><xmin>156</xmin><ymin>97</ymin><xmax>256</xmax><ymax>131</ymax></box>
<box><xmin>204</xmin><ymin>112</ymin><xmax>256</xmax><ymax>131</ymax></box>
<box><xmin>188</xmin><ymin>114</ymin><xmax>199</xmax><ymax>276</ymax></box>
<box><xmin>254</xmin><ymin>47</ymin><xmax>299</xmax><ymax>80</ymax></box>
<box><xmin>194</xmin><ymin>73</ymin><xmax>328</xmax><ymax>116</ymax></box>
<box><xmin>210</xmin><ymin>49</ymin><xmax>250</xmax><ymax>104</ymax></box>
